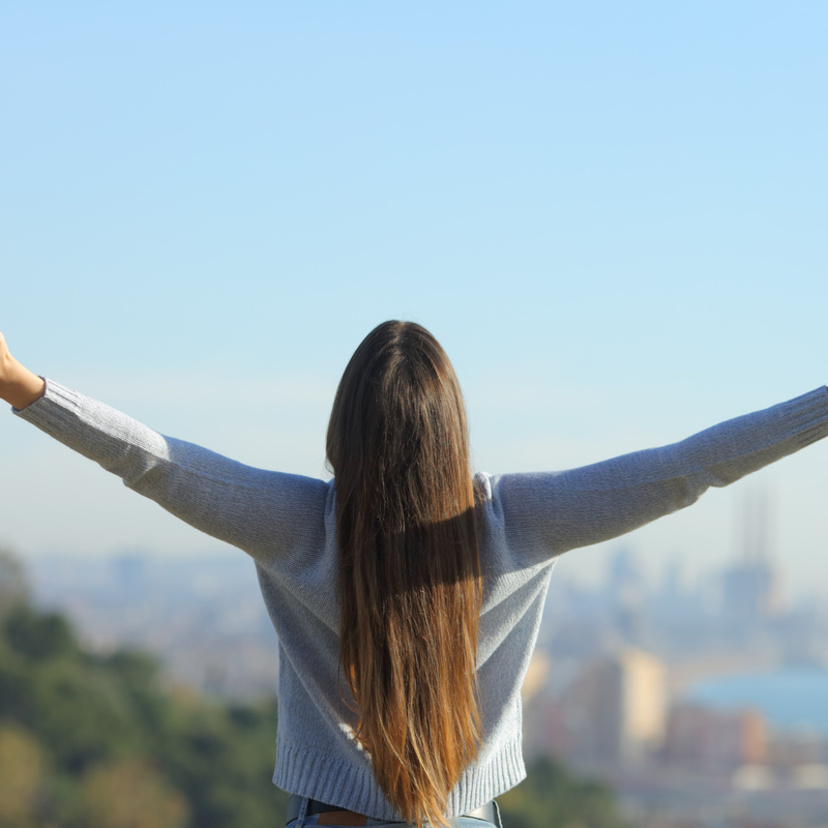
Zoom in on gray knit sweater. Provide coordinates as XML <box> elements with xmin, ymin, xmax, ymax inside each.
<box><xmin>15</xmin><ymin>380</ymin><xmax>828</xmax><ymax>819</ymax></box>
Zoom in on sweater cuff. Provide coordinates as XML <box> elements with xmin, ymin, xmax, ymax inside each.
<box><xmin>13</xmin><ymin>378</ymin><xmax>84</xmax><ymax>427</ymax></box>
<box><xmin>779</xmin><ymin>385</ymin><xmax>828</xmax><ymax>450</ymax></box>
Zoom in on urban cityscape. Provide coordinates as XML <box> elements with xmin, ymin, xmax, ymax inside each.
<box><xmin>19</xmin><ymin>491</ymin><xmax>828</xmax><ymax>828</ymax></box>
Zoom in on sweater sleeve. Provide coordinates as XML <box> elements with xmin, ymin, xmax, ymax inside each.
<box><xmin>13</xmin><ymin>379</ymin><xmax>330</xmax><ymax>562</ymax></box>
<box><xmin>490</xmin><ymin>387</ymin><xmax>828</xmax><ymax>567</ymax></box>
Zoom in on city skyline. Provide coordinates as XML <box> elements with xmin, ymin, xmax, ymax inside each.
<box><xmin>19</xmin><ymin>531</ymin><xmax>828</xmax><ymax>824</ymax></box>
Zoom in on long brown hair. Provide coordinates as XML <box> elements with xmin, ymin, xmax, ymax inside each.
<box><xmin>326</xmin><ymin>321</ymin><xmax>482</xmax><ymax>828</ymax></box>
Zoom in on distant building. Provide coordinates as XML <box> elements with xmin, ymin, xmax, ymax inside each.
<box><xmin>722</xmin><ymin>561</ymin><xmax>782</xmax><ymax>620</ymax></box>
<box><xmin>721</xmin><ymin>487</ymin><xmax>783</xmax><ymax>622</ymax></box>
<box><xmin>663</xmin><ymin>703</ymin><xmax>767</xmax><ymax>769</ymax></box>
<box><xmin>768</xmin><ymin>729</ymin><xmax>825</xmax><ymax>767</ymax></box>
<box><xmin>567</xmin><ymin>648</ymin><xmax>667</xmax><ymax>766</ymax></box>
<box><xmin>607</xmin><ymin>547</ymin><xmax>646</xmax><ymax>641</ymax></box>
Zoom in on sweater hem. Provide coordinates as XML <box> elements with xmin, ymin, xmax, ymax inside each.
<box><xmin>273</xmin><ymin>737</ymin><xmax>526</xmax><ymax>821</ymax></box>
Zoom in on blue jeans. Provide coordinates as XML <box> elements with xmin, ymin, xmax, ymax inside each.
<box><xmin>285</xmin><ymin>798</ymin><xmax>503</xmax><ymax>828</ymax></box>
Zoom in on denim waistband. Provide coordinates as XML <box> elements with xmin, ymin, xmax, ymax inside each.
<box><xmin>285</xmin><ymin>795</ymin><xmax>502</xmax><ymax>828</ymax></box>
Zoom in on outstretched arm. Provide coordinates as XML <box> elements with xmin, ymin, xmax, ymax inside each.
<box><xmin>4</xmin><ymin>333</ymin><xmax>329</xmax><ymax>563</ymax></box>
<box><xmin>0</xmin><ymin>332</ymin><xmax>46</xmax><ymax>410</ymax></box>
<box><xmin>488</xmin><ymin>386</ymin><xmax>828</xmax><ymax>568</ymax></box>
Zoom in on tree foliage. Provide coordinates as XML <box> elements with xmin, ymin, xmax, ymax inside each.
<box><xmin>0</xmin><ymin>723</ymin><xmax>45</xmax><ymax>828</ymax></box>
<box><xmin>0</xmin><ymin>547</ymin><xmax>29</xmax><ymax>612</ymax></box>
<box><xmin>80</xmin><ymin>759</ymin><xmax>189</xmax><ymax>828</ymax></box>
<box><xmin>0</xmin><ymin>592</ymin><xmax>286</xmax><ymax>827</ymax></box>
<box><xmin>499</xmin><ymin>756</ymin><xmax>630</xmax><ymax>828</ymax></box>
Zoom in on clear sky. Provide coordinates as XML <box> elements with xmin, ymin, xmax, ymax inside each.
<box><xmin>2</xmin><ymin>3</ymin><xmax>826</xmax><ymax>595</ymax></box>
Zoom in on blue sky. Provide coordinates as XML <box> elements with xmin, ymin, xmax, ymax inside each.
<box><xmin>2</xmin><ymin>3</ymin><xmax>827</xmax><ymax>595</ymax></box>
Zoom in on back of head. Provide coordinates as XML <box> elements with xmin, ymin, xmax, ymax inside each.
<box><xmin>327</xmin><ymin>321</ymin><xmax>481</xmax><ymax>828</ymax></box>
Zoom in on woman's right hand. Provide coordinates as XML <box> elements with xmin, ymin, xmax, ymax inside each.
<box><xmin>0</xmin><ymin>331</ymin><xmax>46</xmax><ymax>409</ymax></box>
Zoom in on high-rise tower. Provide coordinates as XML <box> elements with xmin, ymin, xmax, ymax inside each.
<box><xmin>722</xmin><ymin>486</ymin><xmax>783</xmax><ymax>620</ymax></box>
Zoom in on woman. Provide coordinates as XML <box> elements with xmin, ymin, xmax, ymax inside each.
<box><xmin>2</xmin><ymin>321</ymin><xmax>828</xmax><ymax>828</ymax></box>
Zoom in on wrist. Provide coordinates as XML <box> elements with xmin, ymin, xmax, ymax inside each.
<box><xmin>0</xmin><ymin>356</ymin><xmax>46</xmax><ymax>409</ymax></box>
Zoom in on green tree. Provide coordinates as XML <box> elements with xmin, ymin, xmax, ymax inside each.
<box><xmin>0</xmin><ymin>723</ymin><xmax>45</xmax><ymax>828</ymax></box>
<box><xmin>79</xmin><ymin>758</ymin><xmax>189</xmax><ymax>828</ymax></box>
<box><xmin>5</xmin><ymin>604</ymin><xmax>76</xmax><ymax>661</ymax></box>
<box><xmin>499</xmin><ymin>757</ymin><xmax>629</xmax><ymax>828</ymax></box>
<box><xmin>0</xmin><ymin>548</ymin><xmax>29</xmax><ymax>614</ymax></box>
<box><xmin>0</xmin><ymin>584</ymin><xmax>287</xmax><ymax>827</ymax></box>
